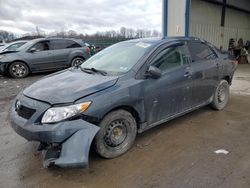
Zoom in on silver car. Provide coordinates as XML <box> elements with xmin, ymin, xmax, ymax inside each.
<box><xmin>0</xmin><ymin>38</ymin><xmax>91</xmax><ymax>78</ymax></box>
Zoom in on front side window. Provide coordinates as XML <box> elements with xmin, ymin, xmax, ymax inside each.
<box><xmin>32</xmin><ymin>41</ymin><xmax>50</xmax><ymax>51</ymax></box>
<box><xmin>151</xmin><ymin>45</ymin><xmax>188</xmax><ymax>72</ymax></box>
<box><xmin>188</xmin><ymin>42</ymin><xmax>217</xmax><ymax>62</ymax></box>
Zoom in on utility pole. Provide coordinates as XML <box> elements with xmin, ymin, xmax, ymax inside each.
<box><xmin>162</xmin><ymin>0</ymin><xmax>168</xmax><ymax>37</ymax></box>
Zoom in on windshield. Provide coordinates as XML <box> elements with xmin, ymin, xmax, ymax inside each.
<box><xmin>17</xmin><ymin>40</ymin><xmax>37</xmax><ymax>51</ymax></box>
<box><xmin>81</xmin><ymin>41</ymin><xmax>152</xmax><ymax>75</ymax></box>
<box><xmin>3</xmin><ymin>42</ymin><xmax>26</xmax><ymax>51</ymax></box>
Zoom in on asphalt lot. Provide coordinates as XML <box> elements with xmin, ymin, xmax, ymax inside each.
<box><xmin>0</xmin><ymin>64</ymin><xmax>250</xmax><ymax>188</ymax></box>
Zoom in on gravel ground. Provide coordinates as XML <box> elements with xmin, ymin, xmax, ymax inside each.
<box><xmin>0</xmin><ymin>65</ymin><xmax>250</xmax><ymax>188</ymax></box>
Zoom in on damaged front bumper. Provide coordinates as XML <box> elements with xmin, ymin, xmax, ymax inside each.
<box><xmin>9</xmin><ymin>97</ymin><xmax>100</xmax><ymax>168</ymax></box>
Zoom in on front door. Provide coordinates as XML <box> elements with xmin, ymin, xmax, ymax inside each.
<box><xmin>25</xmin><ymin>40</ymin><xmax>54</xmax><ymax>71</ymax></box>
<box><xmin>143</xmin><ymin>43</ymin><xmax>192</xmax><ymax>125</ymax></box>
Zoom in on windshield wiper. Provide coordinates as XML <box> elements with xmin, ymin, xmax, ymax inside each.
<box><xmin>79</xmin><ymin>66</ymin><xmax>94</xmax><ymax>74</ymax></box>
<box><xmin>82</xmin><ymin>67</ymin><xmax>107</xmax><ymax>76</ymax></box>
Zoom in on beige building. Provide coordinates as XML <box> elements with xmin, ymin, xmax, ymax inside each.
<box><xmin>190</xmin><ymin>0</ymin><xmax>250</xmax><ymax>49</ymax></box>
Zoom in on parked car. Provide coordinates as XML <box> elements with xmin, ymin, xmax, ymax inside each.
<box><xmin>0</xmin><ymin>45</ymin><xmax>4</xmax><ymax>52</ymax></box>
<box><xmin>0</xmin><ymin>40</ymin><xmax>28</xmax><ymax>53</ymax></box>
<box><xmin>0</xmin><ymin>38</ymin><xmax>90</xmax><ymax>78</ymax></box>
<box><xmin>9</xmin><ymin>37</ymin><xmax>237</xmax><ymax>168</ymax></box>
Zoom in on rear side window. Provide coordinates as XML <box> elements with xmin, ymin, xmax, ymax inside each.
<box><xmin>51</xmin><ymin>40</ymin><xmax>66</xmax><ymax>50</ymax></box>
<box><xmin>51</xmin><ymin>39</ymin><xmax>81</xmax><ymax>50</ymax></box>
<box><xmin>188</xmin><ymin>42</ymin><xmax>217</xmax><ymax>62</ymax></box>
<box><xmin>65</xmin><ymin>40</ymin><xmax>81</xmax><ymax>48</ymax></box>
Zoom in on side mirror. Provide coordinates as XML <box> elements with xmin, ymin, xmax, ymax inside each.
<box><xmin>145</xmin><ymin>65</ymin><xmax>162</xmax><ymax>79</ymax></box>
<box><xmin>29</xmin><ymin>48</ymin><xmax>37</xmax><ymax>53</ymax></box>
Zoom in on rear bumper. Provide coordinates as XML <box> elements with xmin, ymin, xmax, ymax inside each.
<box><xmin>9</xmin><ymin>100</ymin><xmax>100</xmax><ymax>168</ymax></box>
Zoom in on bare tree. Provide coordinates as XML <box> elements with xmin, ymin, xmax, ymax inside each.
<box><xmin>0</xmin><ymin>30</ymin><xmax>15</xmax><ymax>42</ymax></box>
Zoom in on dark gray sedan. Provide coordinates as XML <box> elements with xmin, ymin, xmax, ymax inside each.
<box><xmin>9</xmin><ymin>37</ymin><xmax>237</xmax><ymax>168</ymax></box>
<box><xmin>0</xmin><ymin>38</ymin><xmax>90</xmax><ymax>78</ymax></box>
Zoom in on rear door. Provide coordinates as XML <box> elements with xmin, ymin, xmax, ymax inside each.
<box><xmin>50</xmin><ymin>39</ymin><xmax>83</xmax><ymax>68</ymax></box>
<box><xmin>143</xmin><ymin>43</ymin><xmax>193</xmax><ymax>125</ymax></box>
<box><xmin>25</xmin><ymin>40</ymin><xmax>54</xmax><ymax>71</ymax></box>
<box><xmin>50</xmin><ymin>39</ymin><xmax>71</xmax><ymax>68</ymax></box>
<box><xmin>187</xmin><ymin>41</ymin><xmax>220</xmax><ymax>106</ymax></box>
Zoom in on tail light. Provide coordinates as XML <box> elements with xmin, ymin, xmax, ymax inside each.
<box><xmin>85</xmin><ymin>47</ymin><xmax>90</xmax><ymax>56</ymax></box>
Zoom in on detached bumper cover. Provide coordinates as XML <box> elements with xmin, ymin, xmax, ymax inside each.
<box><xmin>45</xmin><ymin>125</ymin><xmax>99</xmax><ymax>168</ymax></box>
<box><xmin>0</xmin><ymin>62</ymin><xmax>8</xmax><ymax>74</ymax></box>
<box><xmin>10</xmin><ymin>104</ymin><xmax>100</xmax><ymax>168</ymax></box>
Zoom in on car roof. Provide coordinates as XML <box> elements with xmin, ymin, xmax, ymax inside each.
<box><xmin>123</xmin><ymin>36</ymin><xmax>205</xmax><ymax>45</ymax></box>
<box><xmin>7</xmin><ymin>40</ymin><xmax>28</xmax><ymax>45</ymax></box>
<box><xmin>31</xmin><ymin>38</ymin><xmax>85</xmax><ymax>45</ymax></box>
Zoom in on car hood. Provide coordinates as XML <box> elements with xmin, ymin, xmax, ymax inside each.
<box><xmin>0</xmin><ymin>50</ymin><xmax>19</xmax><ymax>55</ymax></box>
<box><xmin>23</xmin><ymin>69</ymin><xmax>118</xmax><ymax>104</ymax></box>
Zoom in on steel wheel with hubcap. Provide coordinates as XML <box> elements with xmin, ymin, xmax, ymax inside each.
<box><xmin>94</xmin><ymin>110</ymin><xmax>137</xmax><ymax>159</ymax></box>
<box><xmin>71</xmin><ymin>57</ymin><xmax>85</xmax><ymax>67</ymax></box>
<box><xmin>210</xmin><ymin>80</ymin><xmax>230</xmax><ymax>110</ymax></box>
<box><xmin>9</xmin><ymin>62</ymin><xmax>29</xmax><ymax>78</ymax></box>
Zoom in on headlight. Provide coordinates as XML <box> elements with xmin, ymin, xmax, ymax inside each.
<box><xmin>41</xmin><ymin>102</ymin><xmax>91</xmax><ymax>124</ymax></box>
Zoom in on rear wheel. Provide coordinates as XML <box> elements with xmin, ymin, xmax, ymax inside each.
<box><xmin>210</xmin><ymin>80</ymin><xmax>230</xmax><ymax>110</ymax></box>
<box><xmin>8</xmin><ymin>62</ymin><xmax>29</xmax><ymax>78</ymax></box>
<box><xmin>94</xmin><ymin>110</ymin><xmax>137</xmax><ymax>158</ymax></box>
<box><xmin>71</xmin><ymin>57</ymin><xmax>85</xmax><ymax>67</ymax></box>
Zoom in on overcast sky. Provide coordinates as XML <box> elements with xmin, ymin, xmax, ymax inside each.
<box><xmin>0</xmin><ymin>0</ymin><xmax>162</xmax><ymax>35</ymax></box>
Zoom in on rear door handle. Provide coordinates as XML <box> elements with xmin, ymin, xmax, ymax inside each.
<box><xmin>184</xmin><ymin>67</ymin><xmax>192</xmax><ymax>78</ymax></box>
<box><xmin>215</xmin><ymin>62</ymin><xmax>220</xmax><ymax>68</ymax></box>
<box><xmin>184</xmin><ymin>71</ymin><xmax>191</xmax><ymax>78</ymax></box>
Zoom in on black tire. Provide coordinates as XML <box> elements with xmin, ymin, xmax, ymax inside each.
<box><xmin>71</xmin><ymin>57</ymin><xmax>85</xmax><ymax>67</ymax></box>
<box><xmin>210</xmin><ymin>80</ymin><xmax>230</xmax><ymax>110</ymax></box>
<box><xmin>94</xmin><ymin>110</ymin><xmax>137</xmax><ymax>159</ymax></box>
<box><xmin>8</xmin><ymin>61</ymin><xmax>29</xmax><ymax>78</ymax></box>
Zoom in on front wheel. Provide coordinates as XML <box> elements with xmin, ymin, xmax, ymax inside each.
<box><xmin>71</xmin><ymin>57</ymin><xmax>85</xmax><ymax>67</ymax></box>
<box><xmin>94</xmin><ymin>110</ymin><xmax>137</xmax><ymax>159</ymax></box>
<box><xmin>210</xmin><ymin>80</ymin><xmax>230</xmax><ymax>110</ymax></box>
<box><xmin>8</xmin><ymin>62</ymin><xmax>29</xmax><ymax>78</ymax></box>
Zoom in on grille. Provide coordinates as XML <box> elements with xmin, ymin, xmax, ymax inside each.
<box><xmin>16</xmin><ymin>105</ymin><xmax>36</xmax><ymax>120</ymax></box>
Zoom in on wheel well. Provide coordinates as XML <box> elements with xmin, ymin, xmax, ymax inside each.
<box><xmin>7</xmin><ymin>60</ymin><xmax>30</xmax><ymax>73</ymax></box>
<box><xmin>72</xmin><ymin>56</ymin><xmax>85</xmax><ymax>61</ymax></box>
<box><xmin>223</xmin><ymin>75</ymin><xmax>231</xmax><ymax>84</ymax></box>
<box><xmin>105</xmin><ymin>106</ymin><xmax>141</xmax><ymax>128</ymax></box>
